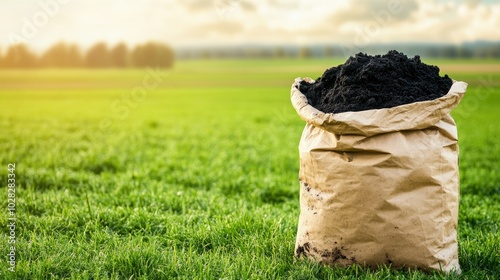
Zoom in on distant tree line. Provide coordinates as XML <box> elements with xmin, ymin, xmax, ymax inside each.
<box><xmin>0</xmin><ymin>42</ymin><xmax>174</xmax><ymax>68</ymax></box>
<box><xmin>1</xmin><ymin>41</ymin><xmax>499</xmax><ymax>67</ymax></box>
<box><xmin>176</xmin><ymin>42</ymin><xmax>500</xmax><ymax>59</ymax></box>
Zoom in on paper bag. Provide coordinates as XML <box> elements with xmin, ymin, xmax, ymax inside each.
<box><xmin>292</xmin><ymin>78</ymin><xmax>467</xmax><ymax>273</ymax></box>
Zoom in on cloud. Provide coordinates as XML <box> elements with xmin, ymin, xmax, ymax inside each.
<box><xmin>292</xmin><ymin>0</ymin><xmax>499</xmax><ymax>46</ymax></box>
<box><xmin>182</xmin><ymin>0</ymin><xmax>256</xmax><ymax>13</ymax></box>
<box><xmin>182</xmin><ymin>0</ymin><xmax>215</xmax><ymax>12</ymax></box>
<box><xmin>324</xmin><ymin>0</ymin><xmax>419</xmax><ymax>27</ymax></box>
<box><xmin>1</xmin><ymin>0</ymin><xmax>499</xmax><ymax>50</ymax></box>
<box><xmin>411</xmin><ymin>1</ymin><xmax>500</xmax><ymax>44</ymax></box>
<box><xmin>198</xmin><ymin>21</ymin><xmax>245</xmax><ymax>35</ymax></box>
<box><xmin>464</xmin><ymin>0</ymin><xmax>481</xmax><ymax>8</ymax></box>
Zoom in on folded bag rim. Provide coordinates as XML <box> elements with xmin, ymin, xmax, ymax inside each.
<box><xmin>291</xmin><ymin>78</ymin><xmax>467</xmax><ymax>136</ymax></box>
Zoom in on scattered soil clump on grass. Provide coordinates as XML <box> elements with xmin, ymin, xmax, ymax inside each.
<box><xmin>299</xmin><ymin>50</ymin><xmax>453</xmax><ymax>113</ymax></box>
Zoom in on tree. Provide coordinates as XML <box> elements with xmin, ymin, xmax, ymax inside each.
<box><xmin>67</xmin><ymin>44</ymin><xmax>83</xmax><ymax>67</ymax></box>
<box><xmin>2</xmin><ymin>44</ymin><xmax>38</xmax><ymax>68</ymax></box>
<box><xmin>456</xmin><ymin>47</ymin><xmax>473</xmax><ymax>58</ymax></box>
<box><xmin>110</xmin><ymin>43</ymin><xmax>128</xmax><ymax>68</ymax></box>
<box><xmin>274</xmin><ymin>47</ymin><xmax>286</xmax><ymax>58</ymax></box>
<box><xmin>200</xmin><ymin>49</ymin><xmax>211</xmax><ymax>59</ymax></box>
<box><xmin>86</xmin><ymin>42</ymin><xmax>111</xmax><ymax>68</ymax></box>
<box><xmin>483</xmin><ymin>45</ymin><xmax>500</xmax><ymax>58</ymax></box>
<box><xmin>323</xmin><ymin>47</ymin><xmax>335</xmax><ymax>57</ymax></box>
<box><xmin>132</xmin><ymin>42</ymin><xmax>174</xmax><ymax>68</ymax></box>
<box><xmin>440</xmin><ymin>46</ymin><xmax>457</xmax><ymax>58</ymax></box>
<box><xmin>40</xmin><ymin>42</ymin><xmax>83</xmax><ymax>68</ymax></box>
<box><xmin>298</xmin><ymin>46</ymin><xmax>312</xmax><ymax>58</ymax></box>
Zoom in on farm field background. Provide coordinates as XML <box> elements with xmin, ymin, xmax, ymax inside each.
<box><xmin>0</xmin><ymin>58</ymin><xmax>499</xmax><ymax>279</ymax></box>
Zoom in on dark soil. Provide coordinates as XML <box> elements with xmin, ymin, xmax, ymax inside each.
<box><xmin>298</xmin><ymin>50</ymin><xmax>453</xmax><ymax>113</ymax></box>
<box><xmin>296</xmin><ymin>242</ymin><xmax>310</xmax><ymax>257</ymax></box>
<box><xmin>321</xmin><ymin>247</ymin><xmax>347</xmax><ymax>261</ymax></box>
<box><xmin>296</xmin><ymin>242</ymin><xmax>356</xmax><ymax>265</ymax></box>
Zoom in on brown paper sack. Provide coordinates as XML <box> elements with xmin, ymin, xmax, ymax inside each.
<box><xmin>292</xmin><ymin>78</ymin><xmax>467</xmax><ymax>273</ymax></box>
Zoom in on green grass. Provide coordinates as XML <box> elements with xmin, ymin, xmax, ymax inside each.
<box><xmin>0</xmin><ymin>58</ymin><xmax>499</xmax><ymax>279</ymax></box>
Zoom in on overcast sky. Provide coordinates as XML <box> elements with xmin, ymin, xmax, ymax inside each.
<box><xmin>0</xmin><ymin>0</ymin><xmax>499</xmax><ymax>51</ymax></box>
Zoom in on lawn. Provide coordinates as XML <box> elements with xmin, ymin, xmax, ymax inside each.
<box><xmin>0</xmin><ymin>58</ymin><xmax>499</xmax><ymax>279</ymax></box>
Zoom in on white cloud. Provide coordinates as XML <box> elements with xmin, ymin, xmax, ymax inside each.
<box><xmin>0</xmin><ymin>0</ymin><xmax>499</xmax><ymax>51</ymax></box>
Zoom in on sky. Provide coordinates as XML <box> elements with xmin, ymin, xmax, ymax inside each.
<box><xmin>0</xmin><ymin>0</ymin><xmax>499</xmax><ymax>52</ymax></box>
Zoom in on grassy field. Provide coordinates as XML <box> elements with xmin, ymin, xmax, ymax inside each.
<box><xmin>0</xmin><ymin>58</ymin><xmax>499</xmax><ymax>279</ymax></box>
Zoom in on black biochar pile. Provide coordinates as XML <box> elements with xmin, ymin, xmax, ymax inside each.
<box><xmin>299</xmin><ymin>50</ymin><xmax>453</xmax><ymax>114</ymax></box>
